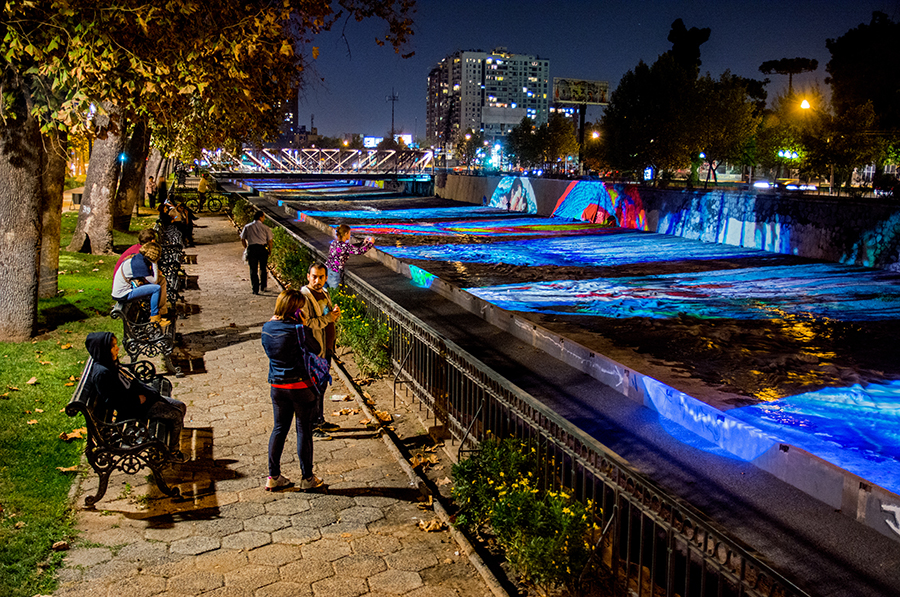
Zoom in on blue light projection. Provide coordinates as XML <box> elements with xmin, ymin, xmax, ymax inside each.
<box><xmin>299</xmin><ymin>206</ymin><xmax>515</xmax><ymax>220</ymax></box>
<box><xmin>347</xmin><ymin>218</ymin><xmax>610</xmax><ymax>238</ymax></box>
<box><xmin>465</xmin><ymin>264</ymin><xmax>900</xmax><ymax>321</ymax></box>
<box><xmin>409</xmin><ymin>265</ymin><xmax>437</xmax><ymax>288</ymax></box>
<box><xmin>729</xmin><ymin>382</ymin><xmax>900</xmax><ymax>494</ymax></box>
<box><xmin>380</xmin><ymin>231</ymin><xmax>772</xmax><ymax>267</ymax></box>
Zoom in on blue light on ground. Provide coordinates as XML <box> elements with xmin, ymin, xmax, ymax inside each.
<box><xmin>465</xmin><ymin>264</ymin><xmax>900</xmax><ymax>321</ymax></box>
<box><xmin>297</xmin><ymin>206</ymin><xmax>515</xmax><ymax>220</ymax></box>
<box><xmin>381</xmin><ymin>231</ymin><xmax>772</xmax><ymax>267</ymax></box>
<box><xmin>729</xmin><ymin>382</ymin><xmax>900</xmax><ymax>495</ymax></box>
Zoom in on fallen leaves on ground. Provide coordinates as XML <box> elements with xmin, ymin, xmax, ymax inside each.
<box><xmin>26</xmin><ymin>377</ymin><xmax>38</xmax><ymax>385</ymax></box>
<box><xmin>437</xmin><ymin>477</ymin><xmax>452</xmax><ymax>486</ymax></box>
<box><xmin>410</xmin><ymin>452</ymin><xmax>439</xmax><ymax>471</ymax></box>
<box><xmin>56</xmin><ymin>465</ymin><xmax>79</xmax><ymax>473</ymax></box>
<box><xmin>60</xmin><ymin>343</ymin><xmax>72</xmax><ymax>350</ymax></box>
<box><xmin>417</xmin><ymin>495</ymin><xmax>434</xmax><ymax>510</ymax></box>
<box><xmin>52</xmin><ymin>541</ymin><xmax>70</xmax><ymax>551</ymax></box>
<box><xmin>417</xmin><ymin>519</ymin><xmax>445</xmax><ymax>532</ymax></box>
<box><xmin>374</xmin><ymin>410</ymin><xmax>392</xmax><ymax>423</ymax></box>
<box><xmin>7</xmin><ymin>386</ymin><xmax>20</xmax><ymax>392</ymax></box>
<box><xmin>27</xmin><ymin>420</ymin><xmax>38</xmax><ymax>425</ymax></box>
<box><xmin>59</xmin><ymin>428</ymin><xmax>87</xmax><ymax>441</ymax></box>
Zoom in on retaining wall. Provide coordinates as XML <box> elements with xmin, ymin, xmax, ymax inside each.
<box><xmin>436</xmin><ymin>174</ymin><xmax>900</xmax><ymax>270</ymax></box>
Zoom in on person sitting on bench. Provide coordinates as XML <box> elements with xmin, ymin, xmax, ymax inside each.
<box><xmin>84</xmin><ymin>331</ymin><xmax>187</xmax><ymax>460</ymax></box>
<box><xmin>111</xmin><ymin>241</ymin><xmax>170</xmax><ymax>328</ymax></box>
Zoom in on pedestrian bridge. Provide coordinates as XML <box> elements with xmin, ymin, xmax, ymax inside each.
<box><xmin>204</xmin><ymin>147</ymin><xmax>434</xmax><ymax>175</ymax></box>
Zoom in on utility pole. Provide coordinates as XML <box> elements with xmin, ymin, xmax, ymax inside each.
<box><xmin>386</xmin><ymin>88</ymin><xmax>400</xmax><ymax>140</ymax></box>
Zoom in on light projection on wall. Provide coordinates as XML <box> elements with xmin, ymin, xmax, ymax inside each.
<box><xmin>552</xmin><ymin>181</ymin><xmax>648</xmax><ymax>230</ymax></box>
<box><xmin>729</xmin><ymin>381</ymin><xmax>900</xmax><ymax>495</ymax></box>
<box><xmin>297</xmin><ymin>206</ymin><xmax>515</xmax><ymax>221</ymax></box>
<box><xmin>380</xmin><ymin>230</ymin><xmax>773</xmax><ymax>268</ymax></box>
<box><xmin>465</xmin><ymin>263</ymin><xmax>900</xmax><ymax>321</ymax></box>
<box><xmin>346</xmin><ymin>218</ymin><xmax>610</xmax><ymax>238</ymax></box>
<box><xmin>490</xmin><ymin>177</ymin><xmax>537</xmax><ymax>213</ymax></box>
<box><xmin>409</xmin><ymin>265</ymin><xmax>437</xmax><ymax>288</ymax></box>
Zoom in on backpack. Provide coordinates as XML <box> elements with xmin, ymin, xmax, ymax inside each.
<box><xmin>298</xmin><ymin>326</ymin><xmax>332</xmax><ymax>395</ymax></box>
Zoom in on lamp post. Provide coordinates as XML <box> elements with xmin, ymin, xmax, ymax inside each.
<box><xmin>800</xmin><ymin>97</ymin><xmax>834</xmax><ymax>195</ymax></box>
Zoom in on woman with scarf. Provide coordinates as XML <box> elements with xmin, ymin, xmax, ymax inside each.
<box><xmin>84</xmin><ymin>332</ymin><xmax>187</xmax><ymax>460</ymax></box>
<box><xmin>260</xmin><ymin>288</ymin><xmax>330</xmax><ymax>491</ymax></box>
<box><xmin>111</xmin><ymin>241</ymin><xmax>170</xmax><ymax>328</ymax></box>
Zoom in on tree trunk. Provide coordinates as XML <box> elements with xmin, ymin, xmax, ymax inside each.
<box><xmin>39</xmin><ymin>132</ymin><xmax>68</xmax><ymax>299</ymax></box>
<box><xmin>113</xmin><ymin>118</ymin><xmax>150</xmax><ymax>231</ymax></box>
<box><xmin>146</xmin><ymin>147</ymin><xmax>163</xmax><ymax>208</ymax></box>
<box><xmin>0</xmin><ymin>85</ymin><xmax>44</xmax><ymax>341</ymax></box>
<box><xmin>67</xmin><ymin>102</ymin><xmax>125</xmax><ymax>254</ymax></box>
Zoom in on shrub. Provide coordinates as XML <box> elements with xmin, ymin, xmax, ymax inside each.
<box><xmin>270</xmin><ymin>228</ymin><xmax>315</xmax><ymax>288</ymax></box>
<box><xmin>231</xmin><ymin>197</ymin><xmax>257</xmax><ymax>228</ymax></box>
<box><xmin>452</xmin><ymin>437</ymin><xmax>600</xmax><ymax>595</ymax></box>
<box><xmin>330</xmin><ymin>287</ymin><xmax>391</xmax><ymax>377</ymax></box>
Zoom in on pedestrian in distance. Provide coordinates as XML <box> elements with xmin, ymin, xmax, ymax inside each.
<box><xmin>240</xmin><ymin>210</ymin><xmax>274</xmax><ymax>295</ymax></box>
<box><xmin>84</xmin><ymin>332</ymin><xmax>187</xmax><ymax>460</ymax></box>
<box><xmin>301</xmin><ymin>263</ymin><xmax>341</xmax><ymax>437</ymax></box>
<box><xmin>196</xmin><ymin>173</ymin><xmax>210</xmax><ymax>211</ymax></box>
<box><xmin>325</xmin><ymin>224</ymin><xmax>374</xmax><ymax>289</ymax></box>
<box><xmin>145</xmin><ymin>176</ymin><xmax>158</xmax><ymax>208</ymax></box>
<box><xmin>260</xmin><ymin>289</ymin><xmax>330</xmax><ymax>491</ymax></box>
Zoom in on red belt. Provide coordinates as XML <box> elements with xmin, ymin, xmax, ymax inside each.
<box><xmin>271</xmin><ymin>380</ymin><xmax>311</xmax><ymax>389</ymax></box>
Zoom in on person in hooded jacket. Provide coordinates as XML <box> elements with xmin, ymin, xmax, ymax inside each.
<box><xmin>84</xmin><ymin>332</ymin><xmax>187</xmax><ymax>459</ymax></box>
<box><xmin>111</xmin><ymin>241</ymin><xmax>170</xmax><ymax>328</ymax></box>
<box><xmin>260</xmin><ymin>288</ymin><xmax>328</xmax><ymax>492</ymax></box>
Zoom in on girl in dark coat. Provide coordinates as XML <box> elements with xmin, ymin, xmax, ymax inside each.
<box><xmin>260</xmin><ymin>289</ymin><xmax>328</xmax><ymax>491</ymax></box>
<box><xmin>84</xmin><ymin>332</ymin><xmax>187</xmax><ymax>459</ymax></box>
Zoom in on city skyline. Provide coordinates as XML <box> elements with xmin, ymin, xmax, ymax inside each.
<box><xmin>300</xmin><ymin>0</ymin><xmax>899</xmax><ymax>140</ymax></box>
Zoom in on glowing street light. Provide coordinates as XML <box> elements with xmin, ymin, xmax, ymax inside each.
<box><xmin>800</xmin><ymin>99</ymin><xmax>811</xmax><ymax>110</ymax></box>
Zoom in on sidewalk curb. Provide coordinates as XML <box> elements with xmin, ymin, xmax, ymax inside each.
<box><xmin>331</xmin><ymin>357</ymin><xmax>511</xmax><ymax>597</ymax></box>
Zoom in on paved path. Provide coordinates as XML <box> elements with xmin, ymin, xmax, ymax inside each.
<box><xmin>55</xmin><ymin>214</ymin><xmax>492</xmax><ymax>597</ymax></box>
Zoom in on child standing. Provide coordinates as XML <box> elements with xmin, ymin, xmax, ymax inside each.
<box><xmin>325</xmin><ymin>224</ymin><xmax>374</xmax><ymax>289</ymax></box>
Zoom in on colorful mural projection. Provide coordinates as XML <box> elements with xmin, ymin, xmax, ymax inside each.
<box><xmin>552</xmin><ymin>181</ymin><xmax>647</xmax><ymax>230</ymax></box>
<box><xmin>348</xmin><ymin>218</ymin><xmax>610</xmax><ymax>238</ymax></box>
<box><xmin>729</xmin><ymin>381</ymin><xmax>900</xmax><ymax>495</ymax></box>
<box><xmin>409</xmin><ymin>265</ymin><xmax>437</xmax><ymax>288</ymax></box>
<box><xmin>466</xmin><ymin>263</ymin><xmax>900</xmax><ymax>321</ymax></box>
<box><xmin>297</xmin><ymin>206</ymin><xmax>514</xmax><ymax>221</ymax></box>
<box><xmin>490</xmin><ymin>177</ymin><xmax>537</xmax><ymax>213</ymax></box>
<box><xmin>380</xmin><ymin>230</ymin><xmax>772</xmax><ymax>268</ymax></box>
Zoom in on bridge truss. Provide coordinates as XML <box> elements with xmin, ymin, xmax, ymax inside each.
<box><xmin>204</xmin><ymin>148</ymin><xmax>434</xmax><ymax>175</ymax></box>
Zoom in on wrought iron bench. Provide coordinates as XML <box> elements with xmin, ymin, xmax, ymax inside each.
<box><xmin>66</xmin><ymin>358</ymin><xmax>182</xmax><ymax>507</ymax></box>
<box><xmin>156</xmin><ymin>224</ymin><xmax>187</xmax><ymax>307</ymax></box>
<box><xmin>110</xmin><ymin>299</ymin><xmax>181</xmax><ymax>377</ymax></box>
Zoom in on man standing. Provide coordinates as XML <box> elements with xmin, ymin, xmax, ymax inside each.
<box><xmin>240</xmin><ymin>210</ymin><xmax>274</xmax><ymax>295</ymax></box>
<box><xmin>146</xmin><ymin>176</ymin><xmax>158</xmax><ymax>208</ymax></box>
<box><xmin>301</xmin><ymin>263</ymin><xmax>341</xmax><ymax>438</ymax></box>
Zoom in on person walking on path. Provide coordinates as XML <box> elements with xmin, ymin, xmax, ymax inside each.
<box><xmin>111</xmin><ymin>241</ymin><xmax>170</xmax><ymax>328</ymax></box>
<box><xmin>301</xmin><ymin>263</ymin><xmax>341</xmax><ymax>437</ymax></box>
<box><xmin>145</xmin><ymin>176</ymin><xmax>158</xmax><ymax>208</ymax></box>
<box><xmin>196</xmin><ymin>173</ymin><xmax>210</xmax><ymax>211</ymax></box>
<box><xmin>325</xmin><ymin>223</ymin><xmax>375</xmax><ymax>288</ymax></box>
<box><xmin>260</xmin><ymin>289</ymin><xmax>327</xmax><ymax>491</ymax></box>
<box><xmin>240</xmin><ymin>210</ymin><xmax>274</xmax><ymax>295</ymax></box>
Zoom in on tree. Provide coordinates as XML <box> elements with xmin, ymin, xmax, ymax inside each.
<box><xmin>537</xmin><ymin>113</ymin><xmax>579</xmax><ymax>173</ymax></box>
<box><xmin>694</xmin><ymin>72</ymin><xmax>762</xmax><ymax>185</ymax></box>
<box><xmin>454</xmin><ymin>129</ymin><xmax>484</xmax><ymax>172</ymax></box>
<box><xmin>505</xmin><ymin>117</ymin><xmax>540</xmax><ymax>169</ymax></box>
<box><xmin>0</xmin><ymin>0</ymin><xmax>415</xmax><ymax>341</ymax></box>
<box><xmin>759</xmin><ymin>57</ymin><xmax>819</xmax><ymax>94</ymax></box>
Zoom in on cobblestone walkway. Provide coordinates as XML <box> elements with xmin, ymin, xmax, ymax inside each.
<box><xmin>55</xmin><ymin>213</ymin><xmax>492</xmax><ymax>597</ymax></box>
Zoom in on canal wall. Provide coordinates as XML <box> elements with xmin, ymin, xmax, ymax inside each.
<box><xmin>436</xmin><ymin>174</ymin><xmax>900</xmax><ymax>270</ymax></box>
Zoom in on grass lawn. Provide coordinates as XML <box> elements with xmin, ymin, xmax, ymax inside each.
<box><xmin>0</xmin><ymin>208</ymin><xmax>158</xmax><ymax>597</ymax></box>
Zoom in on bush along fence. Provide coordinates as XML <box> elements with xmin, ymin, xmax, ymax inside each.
<box><xmin>230</xmin><ymin>199</ymin><xmax>391</xmax><ymax>378</ymax></box>
<box><xmin>452</xmin><ymin>437</ymin><xmax>615</xmax><ymax>596</ymax></box>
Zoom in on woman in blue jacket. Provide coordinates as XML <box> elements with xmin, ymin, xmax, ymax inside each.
<box><xmin>261</xmin><ymin>288</ymin><xmax>330</xmax><ymax>491</ymax></box>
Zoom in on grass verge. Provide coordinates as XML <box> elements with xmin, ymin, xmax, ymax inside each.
<box><xmin>0</xmin><ymin>209</ymin><xmax>156</xmax><ymax>597</ymax></box>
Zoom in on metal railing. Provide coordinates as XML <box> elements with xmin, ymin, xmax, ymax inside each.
<box><xmin>342</xmin><ymin>270</ymin><xmax>811</xmax><ymax>597</ymax></box>
<box><xmin>268</xmin><ymin>209</ymin><xmax>810</xmax><ymax>597</ymax></box>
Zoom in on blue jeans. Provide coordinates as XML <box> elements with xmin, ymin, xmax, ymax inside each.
<box><xmin>268</xmin><ymin>386</ymin><xmax>317</xmax><ymax>479</ymax></box>
<box><xmin>315</xmin><ymin>355</ymin><xmax>332</xmax><ymax>426</ymax></box>
<box><xmin>122</xmin><ymin>284</ymin><xmax>162</xmax><ymax>315</ymax></box>
<box><xmin>325</xmin><ymin>267</ymin><xmax>342</xmax><ymax>289</ymax></box>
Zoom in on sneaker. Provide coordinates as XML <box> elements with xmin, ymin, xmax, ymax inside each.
<box><xmin>299</xmin><ymin>475</ymin><xmax>325</xmax><ymax>490</ymax></box>
<box><xmin>265</xmin><ymin>474</ymin><xmax>293</xmax><ymax>491</ymax></box>
<box><xmin>312</xmin><ymin>429</ymin><xmax>332</xmax><ymax>440</ymax></box>
<box><xmin>317</xmin><ymin>421</ymin><xmax>341</xmax><ymax>432</ymax></box>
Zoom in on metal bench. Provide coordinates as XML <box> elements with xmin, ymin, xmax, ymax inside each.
<box><xmin>111</xmin><ymin>299</ymin><xmax>181</xmax><ymax>377</ymax></box>
<box><xmin>65</xmin><ymin>358</ymin><xmax>182</xmax><ymax>507</ymax></box>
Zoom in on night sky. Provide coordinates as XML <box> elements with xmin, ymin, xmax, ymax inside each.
<box><xmin>300</xmin><ymin>0</ymin><xmax>900</xmax><ymax>140</ymax></box>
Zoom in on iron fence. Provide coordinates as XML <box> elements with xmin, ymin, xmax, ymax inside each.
<box><xmin>344</xmin><ymin>270</ymin><xmax>810</xmax><ymax>597</ymax></box>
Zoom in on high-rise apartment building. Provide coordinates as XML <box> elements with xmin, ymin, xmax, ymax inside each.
<box><xmin>426</xmin><ymin>47</ymin><xmax>550</xmax><ymax>146</ymax></box>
